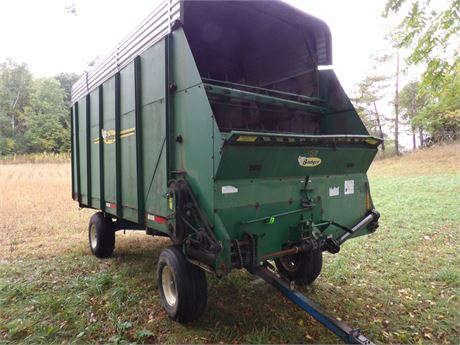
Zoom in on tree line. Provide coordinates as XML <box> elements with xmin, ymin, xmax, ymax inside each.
<box><xmin>1</xmin><ymin>0</ymin><xmax>458</xmax><ymax>157</ymax></box>
<box><xmin>353</xmin><ymin>0</ymin><xmax>459</xmax><ymax>155</ymax></box>
<box><xmin>352</xmin><ymin>54</ymin><xmax>459</xmax><ymax>154</ymax></box>
<box><xmin>0</xmin><ymin>59</ymin><xmax>78</xmax><ymax>155</ymax></box>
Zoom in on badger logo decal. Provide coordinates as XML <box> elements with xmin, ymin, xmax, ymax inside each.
<box><xmin>101</xmin><ymin>129</ymin><xmax>116</xmax><ymax>144</ymax></box>
<box><xmin>298</xmin><ymin>156</ymin><xmax>322</xmax><ymax>167</ymax></box>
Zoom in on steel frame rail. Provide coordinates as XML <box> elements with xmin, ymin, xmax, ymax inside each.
<box><xmin>202</xmin><ymin>77</ymin><xmax>325</xmax><ymax>104</ymax></box>
<box><xmin>203</xmin><ymin>83</ymin><xmax>327</xmax><ymax>114</ymax></box>
<box><xmin>251</xmin><ymin>266</ymin><xmax>375</xmax><ymax>345</ymax></box>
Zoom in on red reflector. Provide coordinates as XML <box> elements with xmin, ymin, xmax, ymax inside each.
<box><xmin>105</xmin><ymin>202</ymin><xmax>116</xmax><ymax>209</ymax></box>
<box><xmin>147</xmin><ymin>213</ymin><xmax>168</xmax><ymax>224</ymax></box>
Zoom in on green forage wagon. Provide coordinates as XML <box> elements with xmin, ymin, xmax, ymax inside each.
<box><xmin>71</xmin><ymin>0</ymin><xmax>381</xmax><ymax>323</ymax></box>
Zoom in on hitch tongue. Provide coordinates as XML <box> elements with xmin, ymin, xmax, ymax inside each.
<box><xmin>261</xmin><ymin>210</ymin><xmax>380</xmax><ymax>259</ymax></box>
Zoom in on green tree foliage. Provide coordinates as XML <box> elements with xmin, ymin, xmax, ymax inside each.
<box><xmin>0</xmin><ymin>59</ymin><xmax>73</xmax><ymax>155</ymax></box>
<box><xmin>54</xmin><ymin>72</ymin><xmax>79</xmax><ymax>105</ymax></box>
<box><xmin>384</xmin><ymin>1</ymin><xmax>460</xmax><ymax>144</ymax></box>
<box><xmin>23</xmin><ymin>78</ymin><xmax>70</xmax><ymax>153</ymax></box>
<box><xmin>0</xmin><ymin>59</ymin><xmax>32</xmax><ymax>142</ymax></box>
<box><xmin>0</xmin><ymin>59</ymin><xmax>33</xmax><ymax>154</ymax></box>
<box><xmin>352</xmin><ymin>75</ymin><xmax>390</xmax><ymax>151</ymax></box>
<box><xmin>383</xmin><ymin>0</ymin><xmax>460</xmax><ymax>91</ymax></box>
<box><xmin>413</xmin><ymin>68</ymin><xmax>460</xmax><ymax>143</ymax></box>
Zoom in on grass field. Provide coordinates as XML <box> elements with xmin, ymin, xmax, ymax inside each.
<box><xmin>0</xmin><ymin>144</ymin><xmax>459</xmax><ymax>344</ymax></box>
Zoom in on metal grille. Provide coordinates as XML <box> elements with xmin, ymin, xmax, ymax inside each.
<box><xmin>71</xmin><ymin>0</ymin><xmax>180</xmax><ymax>104</ymax></box>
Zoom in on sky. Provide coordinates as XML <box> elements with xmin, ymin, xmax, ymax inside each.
<box><xmin>0</xmin><ymin>0</ymin><xmax>420</xmax><ymax>147</ymax></box>
<box><xmin>0</xmin><ymin>0</ymin><xmax>395</xmax><ymax>92</ymax></box>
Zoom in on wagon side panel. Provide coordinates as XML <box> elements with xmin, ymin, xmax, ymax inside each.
<box><xmin>140</xmin><ymin>39</ymin><xmax>169</xmax><ymax>230</ymax></box>
<box><xmin>102</xmin><ymin>77</ymin><xmax>117</xmax><ymax>216</ymax></box>
<box><xmin>171</xmin><ymin>28</ymin><xmax>219</xmax><ymax>224</ymax></box>
<box><xmin>89</xmin><ymin>88</ymin><xmax>100</xmax><ymax>207</ymax></box>
<box><xmin>77</xmin><ymin>97</ymin><xmax>88</xmax><ymax>206</ymax></box>
<box><xmin>119</xmin><ymin>63</ymin><xmax>138</xmax><ymax>223</ymax></box>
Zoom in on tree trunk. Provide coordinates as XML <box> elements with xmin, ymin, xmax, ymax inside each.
<box><xmin>410</xmin><ymin>85</ymin><xmax>417</xmax><ymax>150</ymax></box>
<box><xmin>419</xmin><ymin>128</ymin><xmax>424</xmax><ymax>147</ymax></box>
<box><xmin>372</xmin><ymin>101</ymin><xmax>385</xmax><ymax>151</ymax></box>
<box><xmin>11</xmin><ymin>90</ymin><xmax>20</xmax><ymax>132</ymax></box>
<box><xmin>394</xmin><ymin>50</ymin><xmax>400</xmax><ymax>156</ymax></box>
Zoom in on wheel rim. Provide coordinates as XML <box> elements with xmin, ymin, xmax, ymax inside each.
<box><xmin>90</xmin><ymin>224</ymin><xmax>97</xmax><ymax>249</ymax></box>
<box><xmin>162</xmin><ymin>266</ymin><xmax>177</xmax><ymax>307</ymax></box>
<box><xmin>279</xmin><ymin>254</ymin><xmax>300</xmax><ymax>272</ymax></box>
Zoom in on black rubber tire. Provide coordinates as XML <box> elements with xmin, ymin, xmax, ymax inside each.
<box><xmin>88</xmin><ymin>212</ymin><xmax>115</xmax><ymax>258</ymax></box>
<box><xmin>157</xmin><ymin>246</ymin><xmax>208</xmax><ymax>323</ymax></box>
<box><xmin>275</xmin><ymin>250</ymin><xmax>323</xmax><ymax>286</ymax></box>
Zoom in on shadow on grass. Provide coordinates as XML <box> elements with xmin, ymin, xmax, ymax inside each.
<box><xmin>4</xmin><ymin>230</ymin><xmax>429</xmax><ymax>344</ymax></box>
<box><xmin>82</xmin><ymin>235</ymin><xmax>349</xmax><ymax>343</ymax></box>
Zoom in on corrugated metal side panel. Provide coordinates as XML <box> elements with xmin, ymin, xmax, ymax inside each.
<box><xmin>71</xmin><ymin>0</ymin><xmax>180</xmax><ymax>104</ymax></box>
<box><xmin>315</xmin><ymin>33</ymin><xmax>329</xmax><ymax>66</ymax></box>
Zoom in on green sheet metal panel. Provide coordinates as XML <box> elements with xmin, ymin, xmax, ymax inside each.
<box><xmin>102</xmin><ymin>77</ymin><xmax>117</xmax><ymax>216</ymax></box>
<box><xmin>78</xmin><ymin>97</ymin><xmax>88</xmax><ymax>206</ymax></box>
<box><xmin>89</xmin><ymin>88</ymin><xmax>100</xmax><ymax>206</ymax></box>
<box><xmin>139</xmin><ymin>38</ymin><xmax>168</xmax><ymax>224</ymax></box>
<box><xmin>70</xmin><ymin>35</ymin><xmax>171</xmax><ymax>228</ymax></box>
<box><xmin>71</xmin><ymin>105</ymin><xmax>78</xmax><ymax>200</ymax></box>
<box><xmin>120</xmin><ymin>63</ymin><xmax>138</xmax><ymax>222</ymax></box>
<box><xmin>172</xmin><ymin>28</ymin><xmax>219</xmax><ymax>223</ymax></box>
<box><xmin>212</xmin><ymin>134</ymin><xmax>379</xmax><ymax>263</ymax></box>
<box><xmin>215</xmin><ymin>144</ymin><xmax>377</xmax><ymax>180</ymax></box>
<box><xmin>315</xmin><ymin>173</ymin><xmax>370</xmax><ymax>237</ymax></box>
<box><xmin>319</xmin><ymin>69</ymin><xmax>369</xmax><ymax>135</ymax></box>
<box><xmin>213</xmin><ymin>177</ymin><xmax>310</xmax><ymax>261</ymax></box>
<box><xmin>171</xmin><ymin>27</ymin><xmax>233</xmax><ymax>268</ymax></box>
<box><xmin>214</xmin><ymin>173</ymin><xmax>372</xmax><ymax>260</ymax></box>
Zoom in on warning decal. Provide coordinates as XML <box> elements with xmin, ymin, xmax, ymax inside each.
<box><xmin>329</xmin><ymin>186</ymin><xmax>340</xmax><ymax>197</ymax></box>
<box><xmin>344</xmin><ymin>180</ymin><xmax>355</xmax><ymax>195</ymax></box>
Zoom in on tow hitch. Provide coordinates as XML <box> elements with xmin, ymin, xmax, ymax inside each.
<box><xmin>323</xmin><ymin>209</ymin><xmax>380</xmax><ymax>254</ymax></box>
<box><xmin>261</xmin><ymin>210</ymin><xmax>380</xmax><ymax>261</ymax></box>
<box><xmin>251</xmin><ymin>210</ymin><xmax>380</xmax><ymax>344</ymax></box>
<box><xmin>251</xmin><ymin>265</ymin><xmax>375</xmax><ymax>345</ymax></box>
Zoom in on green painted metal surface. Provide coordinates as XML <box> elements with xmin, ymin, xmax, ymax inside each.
<box><xmin>71</xmin><ymin>6</ymin><xmax>381</xmax><ymax>275</ymax></box>
<box><xmin>101</xmin><ymin>77</ymin><xmax>116</xmax><ymax>216</ymax></box>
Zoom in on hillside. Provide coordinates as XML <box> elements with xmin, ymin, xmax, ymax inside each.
<box><xmin>370</xmin><ymin>144</ymin><xmax>459</xmax><ymax>177</ymax></box>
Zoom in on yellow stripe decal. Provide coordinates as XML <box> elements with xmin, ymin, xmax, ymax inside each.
<box><xmin>237</xmin><ymin>136</ymin><xmax>257</xmax><ymax>142</ymax></box>
<box><xmin>94</xmin><ymin>127</ymin><xmax>136</xmax><ymax>144</ymax></box>
<box><xmin>120</xmin><ymin>132</ymin><xmax>135</xmax><ymax>139</ymax></box>
<box><xmin>120</xmin><ymin>127</ymin><xmax>135</xmax><ymax>135</ymax></box>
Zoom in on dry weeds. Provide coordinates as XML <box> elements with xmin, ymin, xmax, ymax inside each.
<box><xmin>0</xmin><ymin>163</ymin><xmax>162</xmax><ymax>262</ymax></box>
<box><xmin>370</xmin><ymin>143</ymin><xmax>460</xmax><ymax>177</ymax></box>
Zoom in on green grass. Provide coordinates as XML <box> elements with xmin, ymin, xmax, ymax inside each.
<box><xmin>0</xmin><ymin>145</ymin><xmax>459</xmax><ymax>344</ymax></box>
